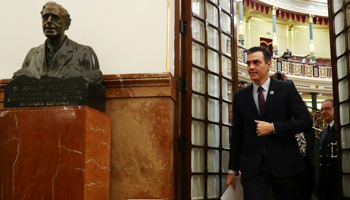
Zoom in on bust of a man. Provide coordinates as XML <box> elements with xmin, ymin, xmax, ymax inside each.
<box><xmin>13</xmin><ymin>1</ymin><xmax>103</xmax><ymax>84</ymax></box>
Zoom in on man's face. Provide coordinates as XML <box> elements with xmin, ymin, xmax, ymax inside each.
<box><xmin>247</xmin><ymin>51</ymin><xmax>271</xmax><ymax>85</ymax></box>
<box><xmin>42</xmin><ymin>5</ymin><xmax>67</xmax><ymax>39</ymax></box>
<box><xmin>282</xmin><ymin>72</ymin><xmax>287</xmax><ymax>81</ymax></box>
<box><xmin>321</xmin><ymin>101</ymin><xmax>334</xmax><ymax>124</ymax></box>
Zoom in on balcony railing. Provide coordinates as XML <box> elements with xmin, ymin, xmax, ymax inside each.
<box><xmin>308</xmin><ymin>106</ymin><xmax>326</xmax><ymax>136</ymax></box>
<box><xmin>237</xmin><ymin>46</ymin><xmax>332</xmax><ymax>79</ymax></box>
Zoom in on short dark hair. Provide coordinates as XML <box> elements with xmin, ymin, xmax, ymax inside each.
<box><xmin>41</xmin><ymin>1</ymin><xmax>71</xmax><ymax>30</ymax></box>
<box><xmin>247</xmin><ymin>46</ymin><xmax>271</xmax><ymax>64</ymax></box>
<box><xmin>322</xmin><ymin>99</ymin><xmax>333</xmax><ymax>106</ymax></box>
<box><xmin>274</xmin><ymin>71</ymin><xmax>283</xmax><ymax>80</ymax></box>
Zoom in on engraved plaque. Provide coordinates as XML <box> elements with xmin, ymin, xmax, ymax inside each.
<box><xmin>4</xmin><ymin>75</ymin><xmax>105</xmax><ymax>112</ymax></box>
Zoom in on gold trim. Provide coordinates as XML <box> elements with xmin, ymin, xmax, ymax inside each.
<box><xmin>260</xmin><ymin>41</ymin><xmax>273</xmax><ymax>45</ymax></box>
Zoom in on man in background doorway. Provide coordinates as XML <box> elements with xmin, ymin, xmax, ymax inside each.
<box><xmin>318</xmin><ymin>99</ymin><xmax>338</xmax><ymax>200</ymax></box>
<box><xmin>238</xmin><ymin>80</ymin><xmax>247</xmax><ymax>91</ymax></box>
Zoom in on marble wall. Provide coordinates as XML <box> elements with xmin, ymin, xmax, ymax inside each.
<box><xmin>0</xmin><ymin>73</ymin><xmax>176</xmax><ymax>200</ymax></box>
<box><xmin>105</xmin><ymin>73</ymin><xmax>175</xmax><ymax>200</ymax></box>
<box><xmin>0</xmin><ymin>106</ymin><xmax>111</xmax><ymax>200</ymax></box>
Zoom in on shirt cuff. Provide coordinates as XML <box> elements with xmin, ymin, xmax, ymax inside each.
<box><xmin>228</xmin><ymin>170</ymin><xmax>238</xmax><ymax>175</ymax></box>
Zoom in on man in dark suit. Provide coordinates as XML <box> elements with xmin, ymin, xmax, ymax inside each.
<box><xmin>318</xmin><ymin>99</ymin><xmax>338</xmax><ymax>200</ymax></box>
<box><xmin>13</xmin><ymin>1</ymin><xmax>103</xmax><ymax>84</ymax></box>
<box><xmin>226</xmin><ymin>46</ymin><xmax>312</xmax><ymax>200</ymax></box>
<box><xmin>283</xmin><ymin>48</ymin><xmax>292</xmax><ymax>60</ymax></box>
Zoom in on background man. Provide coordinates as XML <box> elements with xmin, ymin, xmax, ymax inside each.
<box><xmin>226</xmin><ymin>46</ymin><xmax>312</xmax><ymax>200</ymax></box>
<box><xmin>14</xmin><ymin>1</ymin><xmax>103</xmax><ymax>84</ymax></box>
<box><xmin>238</xmin><ymin>80</ymin><xmax>247</xmax><ymax>91</ymax></box>
<box><xmin>283</xmin><ymin>48</ymin><xmax>292</xmax><ymax>60</ymax></box>
<box><xmin>281</xmin><ymin>71</ymin><xmax>294</xmax><ymax>83</ymax></box>
<box><xmin>318</xmin><ymin>99</ymin><xmax>338</xmax><ymax>200</ymax></box>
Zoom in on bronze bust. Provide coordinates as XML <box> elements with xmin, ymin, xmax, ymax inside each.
<box><xmin>14</xmin><ymin>1</ymin><xmax>103</xmax><ymax>84</ymax></box>
<box><xmin>6</xmin><ymin>1</ymin><xmax>105</xmax><ymax>112</ymax></box>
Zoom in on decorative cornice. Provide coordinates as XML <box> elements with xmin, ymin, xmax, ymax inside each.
<box><xmin>257</xmin><ymin>0</ymin><xmax>328</xmax><ymax>17</ymax></box>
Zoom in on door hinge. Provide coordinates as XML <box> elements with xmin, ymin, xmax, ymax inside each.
<box><xmin>179</xmin><ymin>77</ymin><xmax>188</xmax><ymax>93</ymax></box>
<box><xmin>180</xmin><ymin>20</ymin><xmax>188</xmax><ymax>35</ymax></box>
<box><xmin>179</xmin><ymin>137</ymin><xmax>187</xmax><ymax>153</ymax></box>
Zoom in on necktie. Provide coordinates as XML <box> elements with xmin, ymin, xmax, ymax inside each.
<box><xmin>258</xmin><ymin>86</ymin><xmax>265</xmax><ymax>115</ymax></box>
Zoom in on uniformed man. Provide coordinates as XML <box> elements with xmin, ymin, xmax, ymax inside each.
<box><xmin>318</xmin><ymin>99</ymin><xmax>338</xmax><ymax>200</ymax></box>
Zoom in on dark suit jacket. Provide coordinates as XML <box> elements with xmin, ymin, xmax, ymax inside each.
<box><xmin>283</xmin><ymin>51</ymin><xmax>292</xmax><ymax>59</ymax></box>
<box><xmin>229</xmin><ymin>78</ymin><xmax>312</xmax><ymax>178</ymax></box>
<box><xmin>318</xmin><ymin>125</ymin><xmax>338</xmax><ymax>185</ymax></box>
<box><xmin>14</xmin><ymin>37</ymin><xmax>103</xmax><ymax>84</ymax></box>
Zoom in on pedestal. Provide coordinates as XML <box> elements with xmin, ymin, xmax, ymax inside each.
<box><xmin>0</xmin><ymin>106</ymin><xmax>111</xmax><ymax>200</ymax></box>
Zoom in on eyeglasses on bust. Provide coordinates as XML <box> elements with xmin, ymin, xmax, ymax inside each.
<box><xmin>321</xmin><ymin>107</ymin><xmax>333</xmax><ymax>112</ymax></box>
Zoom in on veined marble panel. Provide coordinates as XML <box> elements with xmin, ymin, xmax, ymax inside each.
<box><xmin>0</xmin><ymin>106</ymin><xmax>111</xmax><ymax>199</ymax></box>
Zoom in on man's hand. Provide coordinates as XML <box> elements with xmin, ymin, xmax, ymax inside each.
<box><xmin>255</xmin><ymin>120</ymin><xmax>274</xmax><ymax>137</ymax></box>
<box><xmin>225</xmin><ymin>172</ymin><xmax>241</xmax><ymax>190</ymax></box>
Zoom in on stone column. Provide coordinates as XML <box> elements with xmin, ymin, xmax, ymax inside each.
<box><xmin>238</xmin><ymin>0</ymin><xmax>245</xmax><ymax>46</ymax></box>
<box><xmin>310</xmin><ymin>92</ymin><xmax>318</xmax><ymax>109</ymax></box>
<box><xmin>272</xmin><ymin>6</ymin><xmax>278</xmax><ymax>56</ymax></box>
<box><xmin>309</xmin><ymin>14</ymin><xmax>315</xmax><ymax>63</ymax></box>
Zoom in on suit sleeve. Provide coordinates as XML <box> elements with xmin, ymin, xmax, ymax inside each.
<box><xmin>228</xmin><ymin>93</ymin><xmax>244</xmax><ymax>171</ymax></box>
<box><xmin>273</xmin><ymin>83</ymin><xmax>312</xmax><ymax>137</ymax></box>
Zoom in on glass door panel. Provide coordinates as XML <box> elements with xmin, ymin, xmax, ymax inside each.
<box><xmin>221</xmin><ymin>12</ymin><xmax>231</xmax><ymax>34</ymax></box>
<box><xmin>337</xmin><ymin>56</ymin><xmax>347</xmax><ymax>79</ymax></box>
<box><xmin>208</xmin><ymin>50</ymin><xmax>220</xmax><ymax>73</ymax></box>
<box><xmin>192</xmin><ymin>0</ymin><xmax>205</xmax><ymax>18</ymax></box>
<box><xmin>336</xmin><ymin>34</ymin><xmax>346</xmax><ymax>56</ymax></box>
<box><xmin>335</xmin><ymin>12</ymin><xmax>344</xmax><ymax>35</ymax></box>
<box><xmin>221</xmin><ymin>0</ymin><xmax>231</xmax><ymax>12</ymax></box>
<box><xmin>192</xmin><ymin>18</ymin><xmax>206</xmax><ymax>43</ymax></box>
<box><xmin>208</xmin><ymin>27</ymin><xmax>220</xmax><ymax>50</ymax></box>
<box><xmin>208</xmin><ymin>124</ymin><xmax>220</xmax><ymax>147</ymax></box>
<box><xmin>207</xmin><ymin>3</ymin><xmax>219</xmax><ymax>26</ymax></box>
<box><xmin>222</xmin><ymin>34</ymin><xmax>232</xmax><ymax>56</ymax></box>
<box><xmin>186</xmin><ymin>0</ymin><xmax>236</xmax><ymax>199</ymax></box>
<box><xmin>207</xmin><ymin>175</ymin><xmax>220</xmax><ymax>198</ymax></box>
<box><xmin>334</xmin><ymin>0</ymin><xmax>343</xmax><ymax>12</ymax></box>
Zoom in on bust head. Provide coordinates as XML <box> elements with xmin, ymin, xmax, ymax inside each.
<box><xmin>41</xmin><ymin>2</ymin><xmax>71</xmax><ymax>44</ymax></box>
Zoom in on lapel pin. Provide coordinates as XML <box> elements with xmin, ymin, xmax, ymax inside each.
<box><xmin>270</xmin><ymin>91</ymin><xmax>274</xmax><ymax>95</ymax></box>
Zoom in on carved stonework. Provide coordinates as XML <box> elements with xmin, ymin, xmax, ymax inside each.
<box><xmin>305</xmin><ymin>65</ymin><xmax>313</xmax><ymax>77</ymax></box>
<box><xmin>310</xmin><ymin>109</ymin><xmax>326</xmax><ymax>135</ymax></box>
<box><xmin>237</xmin><ymin>47</ymin><xmax>244</xmax><ymax>62</ymax></box>
<box><xmin>282</xmin><ymin>61</ymin><xmax>290</xmax><ymax>73</ymax></box>
<box><xmin>271</xmin><ymin>59</ymin><xmax>277</xmax><ymax>71</ymax></box>
<box><xmin>319</xmin><ymin>66</ymin><xmax>327</xmax><ymax>78</ymax></box>
<box><xmin>294</xmin><ymin>64</ymin><xmax>301</xmax><ymax>75</ymax></box>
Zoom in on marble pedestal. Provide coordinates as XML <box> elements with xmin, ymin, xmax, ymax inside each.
<box><xmin>0</xmin><ymin>106</ymin><xmax>111</xmax><ymax>200</ymax></box>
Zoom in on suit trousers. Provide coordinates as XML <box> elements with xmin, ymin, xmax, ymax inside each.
<box><xmin>242</xmin><ymin>155</ymin><xmax>304</xmax><ymax>200</ymax></box>
<box><xmin>318</xmin><ymin>183</ymin><xmax>338</xmax><ymax>200</ymax></box>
